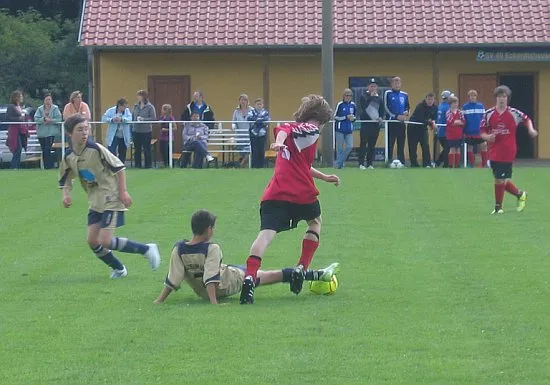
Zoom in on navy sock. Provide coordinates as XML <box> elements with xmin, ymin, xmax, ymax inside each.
<box><xmin>92</xmin><ymin>245</ymin><xmax>124</xmax><ymax>270</ymax></box>
<box><xmin>282</xmin><ymin>268</ymin><xmax>293</xmax><ymax>283</ymax></box>
<box><xmin>111</xmin><ymin>237</ymin><xmax>149</xmax><ymax>255</ymax></box>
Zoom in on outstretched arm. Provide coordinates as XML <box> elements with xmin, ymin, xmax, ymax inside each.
<box><xmin>270</xmin><ymin>130</ymin><xmax>288</xmax><ymax>151</ymax></box>
<box><xmin>525</xmin><ymin>119</ymin><xmax>538</xmax><ymax>138</ymax></box>
<box><xmin>311</xmin><ymin>167</ymin><xmax>340</xmax><ymax>186</ymax></box>
<box><xmin>154</xmin><ymin>287</ymin><xmax>173</xmax><ymax>304</ymax></box>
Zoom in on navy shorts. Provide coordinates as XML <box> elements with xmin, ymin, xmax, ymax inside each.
<box><xmin>447</xmin><ymin>139</ymin><xmax>463</xmax><ymax>149</ymax></box>
<box><xmin>260</xmin><ymin>200</ymin><xmax>321</xmax><ymax>233</ymax></box>
<box><xmin>87</xmin><ymin>210</ymin><xmax>125</xmax><ymax>229</ymax></box>
<box><xmin>465</xmin><ymin>136</ymin><xmax>485</xmax><ymax>146</ymax></box>
<box><xmin>490</xmin><ymin>161</ymin><xmax>513</xmax><ymax>180</ymax></box>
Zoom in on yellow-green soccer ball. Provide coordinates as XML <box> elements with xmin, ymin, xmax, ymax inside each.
<box><xmin>309</xmin><ymin>275</ymin><xmax>338</xmax><ymax>295</ymax></box>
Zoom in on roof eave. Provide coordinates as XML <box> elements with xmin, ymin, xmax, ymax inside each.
<box><xmin>81</xmin><ymin>41</ymin><xmax>550</xmax><ymax>51</ymax></box>
<box><xmin>78</xmin><ymin>0</ymin><xmax>86</xmax><ymax>43</ymax></box>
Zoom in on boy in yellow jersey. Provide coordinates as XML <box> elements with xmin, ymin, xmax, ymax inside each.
<box><xmin>59</xmin><ymin>114</ymin><xmax>161</xmax><ymax>278</ymax></box>
<box><xmin>154</xmin><ymin>210</ymin><xmax>339</xmax><ymax>305</ymax></box>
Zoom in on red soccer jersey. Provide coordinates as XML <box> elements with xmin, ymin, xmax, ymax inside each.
<box><xmin>481</xmin><ymin>106</ymin><xmax>530</xmax><ymax>162</ymax></box>
<box><xmin>261</xmin><ymin>122</ymin><xmax>320</xmax><ymax>204</ymax></box>
<box><xmin>445</xmin><ymin>109</ymin><xmax>465</xmax><ymax>140</ymax></box>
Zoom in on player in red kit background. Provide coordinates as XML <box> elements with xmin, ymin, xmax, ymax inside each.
<box><xmin>240</xmin><ymin>95</ymin><xmax>341</xmax><ymax>305</ymax></box>
<box><xmin>480</xmin><ymin>85</ymin><xmax>538</xmax><ymax>214</ymax></box>
<box><xmin>445</xmin><ymin>95</ymin><xmax>466</xmax><ymax>168</ymax></box>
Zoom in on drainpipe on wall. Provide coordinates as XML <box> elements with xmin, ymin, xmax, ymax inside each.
<box><xmin>432</xmin><ymin>49</ymin><xmax>440</xmax><ymax>161</ymax></box>
<box><xmin>87</xmin><ymin>47</ymin><xmax>94</xmax><ymax>118</ymax></box>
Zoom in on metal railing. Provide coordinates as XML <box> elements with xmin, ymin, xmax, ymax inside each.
<box><xmin>1</xmin><ymin>119</ymin><xmax>469</xmax><ymax>168</ymax></box>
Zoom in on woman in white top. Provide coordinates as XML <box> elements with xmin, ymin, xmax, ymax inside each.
<box><xmin>231</xmin><ymin>93</ymin><xmax>253</xmax><ymax>167</ymax></box>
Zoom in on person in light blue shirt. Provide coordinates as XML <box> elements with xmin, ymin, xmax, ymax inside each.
<box><xmin>34</xmin><ymin>93</ymin><xmax>62</xmax><ymax>169</ymax></box>
<box><xmin>333</xmin><ymin>88</ymin><xmax>357</xmax><ymax>169</ymax></box>
<box><xmin>102</xmin><ymin>98</ymin><xmax>132</xmax><ymax>164</ymax></box>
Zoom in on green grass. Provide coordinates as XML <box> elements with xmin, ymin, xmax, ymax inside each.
<box><xmin>1</xmin><ymin>167</ymin><xmax>550</xmax><ymax>385</ymax></box>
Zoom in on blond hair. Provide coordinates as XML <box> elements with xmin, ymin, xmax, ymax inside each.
<box><xmin>293</xmin><ymin>94</ymin><xmax>332</xmax><ymax>124</ymax></box>
<box><xmin>70</xmin><ymin>90</ymin><xmax>82</xmax><ymax>103</ymax></box>
<box><xmin>467</xmin><ymin>89</ymin><xmax>478</xmax><ymax>96</ymax></box>
<box><xmin>448</xmin><ymin>95</ymin><xmax>459</xmax><ymax>104</ymax></box>
<box><xmin>161</xmin><ymin>104</ymin><xmax>172</xmax><ymax>115</ymax></box>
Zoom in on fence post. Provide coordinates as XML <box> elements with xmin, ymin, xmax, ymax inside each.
<box><xmin>169</xmin><ymin>122</ymin><xmax>173</xmax><ymax>169</ymax></box>
<box><xmin>384</xmin><ymin>120</ymin><xmax>389</xmax><ymax>163</ymax></box>
<box><xmin>61</xmin><ymin>122</ymin><xmax>66</xmax><ymax>160</ymax></box>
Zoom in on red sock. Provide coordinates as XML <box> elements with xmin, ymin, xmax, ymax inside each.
<box><xmin>467</xmin><ymin>151</ymin><xmax>475</xmax><ymax>167</ymax></box>
<box><xmin>505</xmin><ymin>180</ymin><xmax>521</xmax><ymax>197</ymax></box>
<box><xmin>245</xmin><ymin>255</ymin><xmax>262</xmax><ymax>281</ymax></box>
<box><xmin>455</xmin><ymin>153</ymin><xmax>462</xmax><ymax>168</ymax></box>
<box><xmin>298</xmin><ymin>238</ymin><xmax>319</xmax><ymax>269</ymax></box>
<box><xmin>494</xmin><ymin>183</ymin><xmax>505</xmax><ymax>206</ymax></box>
<box><xmin>448</xmin><ymin>153</ymin><xmax>454</xmax><ymax>168</ymax></box>
<box><xmin>481</xmin><ymin>151</ymin><xmax>488</xmax><ymax>167</ymax></box>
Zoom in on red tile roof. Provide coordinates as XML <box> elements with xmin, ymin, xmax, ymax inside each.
<box><xmin>80</xmin><ymin>0</ymin><xmax>550</xmax><ymax>48</ymax></box>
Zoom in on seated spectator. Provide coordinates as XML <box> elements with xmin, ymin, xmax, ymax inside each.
<box><xmin>247</xmin><ymin>98</ymin><xmax>270</xmax><ymax>168</ymax></box>
<box><xmin>232</xmin><ymin>93</ymin><xmax>253</xmax><ymax>167</ymax></box>
<box><xmin>181</xmin><ymin>90</ymin><xmax>215</xmax><ymax>130</ymax></box>
<box><xmin>102</xmin><ymin>98</ymin><xmax>132</xmax><ymax>164</ymax></box>
<box><xmin>34</xmin><ymin>93</ymin><xmax>62</xmax><ymax>169</ymax></box>
<box><xmin>6</xmin><ymin>90</ymin><xmax>28</xmax><ymax>169</ymax></box>
<box><xmin>180</xmin><ymin>111</ymin><xmax>214</xmax><ymax>169</ymax></box>
<box><xmin>159</xmin><ymin>104</ymin><xmax>176</xmax><ymax>167</ymax></box>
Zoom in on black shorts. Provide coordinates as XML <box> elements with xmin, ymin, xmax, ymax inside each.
<box><xmin>87</xmin><ymin>210</ymin><xmax>125</xmax><ymax>229</ymax></box>
<box><xmin>447</xmin><ymin>139</ymin><xmax>463</xmax><ymax>149</ymax></box>
<box><xmin>490</xmin><ymin>161</ymin><xmax>513</xmax><ymax>179</ymax></box>
<box><xmin>260</xmin><ymin>200</ymin><xmax>321</xmax><ymax>233</ymax></box>
<box><xmin>465</xmin><ymin>136</ymin><xmax>485</xmax><ymax>145</ymax></box>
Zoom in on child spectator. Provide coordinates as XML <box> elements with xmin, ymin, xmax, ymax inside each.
<box><xmin>463</xmin><ymin>89</ymin><xmax>487</xmax><ymax>167</ymax></box>
<box><xmin>333</xmin><ymin>88</ymin><xmax>356</xmax><ymax>169</ymax></box>
<box><xmin>247</xmin><ymin>98</ymin><xmax>270</xmax><ymax>168</ymax></box>
<box><xmin>159</xmin><ymin>104</ymin><xmax>176</xmax><ymax>167</ymax></box>
<box><xmin>445</xmin><ymin>96</ymin><xmax>466</xmax><ymax>168</ymax></box>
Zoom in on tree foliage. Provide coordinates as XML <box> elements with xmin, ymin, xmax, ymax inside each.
<box><xmin>0</xmin><ymin>9</ymin><xmax>87</xmax><ymax>106</ymax></box>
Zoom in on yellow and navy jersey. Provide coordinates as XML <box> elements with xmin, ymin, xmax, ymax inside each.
<box><xmin>164</xmin><ymin>241</ymin><xmax>243</xmax><ymax>300</ymax></box>
<box><xmin>58</xmin><ymin>141</ymin><xmax>126</xmax><ymax>212</ymax></box>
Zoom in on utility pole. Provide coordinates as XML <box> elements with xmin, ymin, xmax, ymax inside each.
<box><xmin>321</xmin><ymin>0</ymin><xmax>334</xmax><ymax>167</ymax></box>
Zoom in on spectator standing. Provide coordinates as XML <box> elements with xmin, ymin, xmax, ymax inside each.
<box><xmin>247</xmin><ymin>98</ymin><xmax>271</xmax><ymax>168</ymax></box>
<box><xmin>384</xmin><ymin>77</ymin><xmax>410</xmax><ymax>165</ymax></box>
<box><xmin>6</xmin><ymin>90</ymin><xmax>28</xmax><ymax>169</ymax></box>
<box><xmin>463</xmin><ymin>89</ymin><xmax>487</xmax><ymax>167</ymax></box>
<box><xmin>132</xmin><ymin>90</ymin><xmax>156</xmax><ymax>169</ymax></box>
<box><xmin>445</xmin><ymin>95</ymin><xmax>466</xmax><ymax>168</ymax></box>
<box><xmin>358</xmin><ymin>79</ymin><xmax>384</xmax><ymax>169</ymax></box>
<box><xmin>232</xmin><ymin>94</ymin><xmax>253</xmax><ymax>166</ymax></box>
<box><xmin>181</xmin><ymin>90</ymin><xmax>215</xmax><ymax>130</ymax></box>
<box><xmin>102</xmin><ymin>98</ymin><xmax>132</xmax><ymax>164</ymax></box>
<box><xmin>408</xmin><ymin>92</ymin><xmax>438</xmax><ymax>167</ymax></box>
<box><xmin>34</xmin><ymin>93</ymin><xmax>62</xmax><ymax>169</ymax></box>
<box><xmin>159</xmin><ymin>104</ymin><xmax>176</xmax><ymax>167</ymax></box>
<box><xmin>435</xmin><ymin>90</ymin><xmax>452</xmax><ymax>167</ymax></box>
<box><xmin>180</xmin><ymin>111</ymin><xmax>212</xmax><ymax>169</ymax></box>
<box><xmin>333</xmin><ymin>88</ymin><xmax>356</xmax><ymax>169</ymax></box>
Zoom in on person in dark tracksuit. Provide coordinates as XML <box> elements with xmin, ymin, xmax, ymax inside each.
<box><xmin>384</xmin><ymin>77</ymin><xmax>410</xmax><ymax>164</ymax></box>
<box><xmin>358</xmin><ymin>79</ymin><xmax>385</xmax><ymax>169</ymax></box>
<box><xmin>408</xmin><ymin>92</ymin><xmax>438</xmax><ymax>167</ymax></box>
<box><xmin>435</xmin><ymin>90</ymin><xmax>452</xmax><ymax>167</ymax></box>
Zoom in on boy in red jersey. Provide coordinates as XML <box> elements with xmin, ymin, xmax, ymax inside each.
<box><xmin>445</xmin><ymin>96</ymin><xmax>465</xmax><ymax>168</ymax></box>
<box><xmin>240</xmin><ymin>95</ymin><xmax>341</xmax><ymax>304</ymax></box>
<box><xmin>480</xmin><ymin>85</ymin><xmax>538</xmax><ymax>214</ymax></box>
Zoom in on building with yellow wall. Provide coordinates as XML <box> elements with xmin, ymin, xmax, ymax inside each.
<box><xmin>81</xmin><ymin>0</ymin><xmax>550</xmax><ymax>160</ymax></box>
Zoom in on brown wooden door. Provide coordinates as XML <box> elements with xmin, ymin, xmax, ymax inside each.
<box><xmin>458</xmin><ymin>74</ymin><xmax>497</xmax><ymax>108</ymax></box>
<box><xmin>148</xmin><ymin>76</ymin><xmax>191</xmax><ymax>160</ymax></box>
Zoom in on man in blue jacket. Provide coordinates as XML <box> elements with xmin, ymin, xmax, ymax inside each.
<box><xmin>333</xmin><ymin>88</ymin><xmax>356</xmax><ymax>169</ymax></box>
<box><xmin>384</xmin><ymin>77</ymin><xmax>410</xmax><ymax>165</ymax></box>
<box><xmin>435</xmin><ymin>90</ymin><xmax>452</xmax><ymax>167</ymax></box>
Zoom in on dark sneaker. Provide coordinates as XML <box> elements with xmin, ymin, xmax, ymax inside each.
<box><xmin>239</xmin><ymin>276</ymin><xmax>255</xmax><ymax>304</ymax></box>
<box><xmin>289</xmin><ymin>265</ymin><xmax>305</xmax><ymax>295</ymax></box>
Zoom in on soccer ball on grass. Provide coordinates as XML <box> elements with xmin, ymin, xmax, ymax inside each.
<box><xmin>309</xmin><ymin>275</ymin><xmax>338</xmax><ymax>295</ymax></box>
<box><xmin>389</xmin><ymin>159</ymin><xmax>404</xmax><ymax>168</ymax></box>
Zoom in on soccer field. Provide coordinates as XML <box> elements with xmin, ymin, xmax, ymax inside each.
<box><xmin>1</xmin><ymin>167</ymin><xmax>549</xmax><ymax>385</ymax></box>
